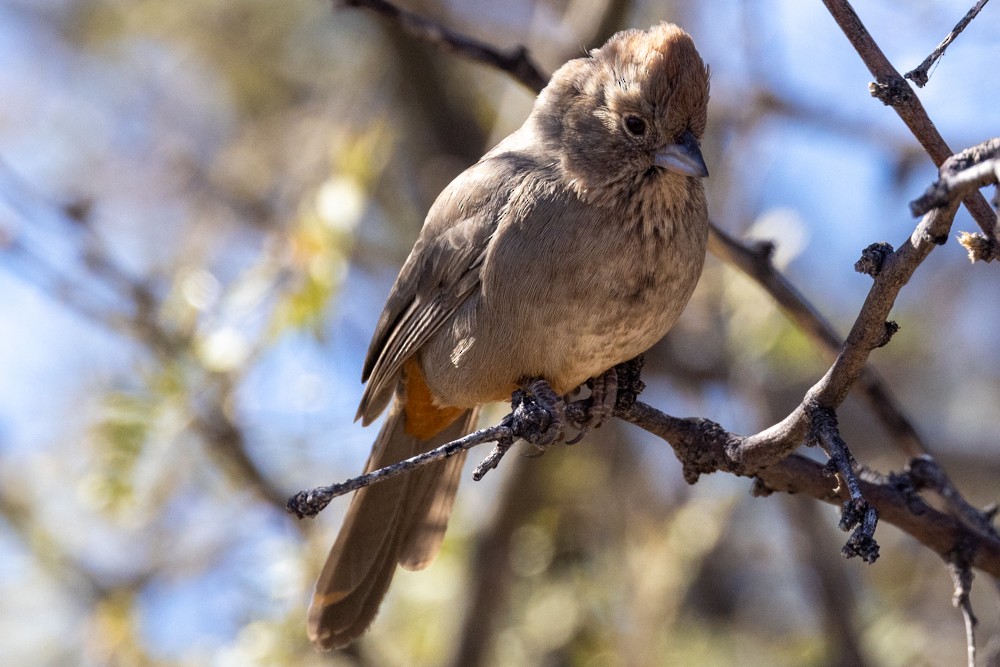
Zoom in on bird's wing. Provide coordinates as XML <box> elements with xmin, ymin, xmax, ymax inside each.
<box><xmin>356</xmin><ymin>149</ymin><xmax>539</xmax><ymax>424</ymax></box>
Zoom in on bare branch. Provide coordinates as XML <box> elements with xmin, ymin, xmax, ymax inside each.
<box><xmin>808</xmin><ymin>403</ymin><xmax>880</xmax><ymax>562</ymax></box>
<box><xmin>905</xmin><ymin>0</ymin><xmax>992</xmax><ymax>87</ymax></box>
<box><xmin>710</xmin><ymin>202</ymin><xmax>959</xmax><ymax>474</ymax></box>
<box><xmin>337</xmin><ymin>0</ymin><xmax>547</xmax><ymax>93</ymax></box>
<box><xmin>709</xmin><ymin>226</ymin><xmax>928</xmax><ymax>458</ymax></box>
<box><xmin>290</xmin><ymin>194</ymin><xmax>972</xmax><ymax>566</ymax></box>
<box><xmin>756</xmin><ymin>454</ymin><xmax>1000</xmax><ymax>579</ymax></box>
<box><xmin>289</xmin><ymin>357</ymin><xmax>649</xmax><ymax>516</ymax></box>
<box><xmin>946</xmin><ymin>544</ymin><xmax>979</xmax><ymax>667</ymax></box>
<box><xmin>910</xmin><ymin>137</ymin><xmax>1000</xmax><ymax>216</ymax></box>
<box><xmin>907</xmin><ymin>456</ymin><xmax>1000</xmax><ymax>544</ymax></box>
<box><xmin>910</xmin><ymin>138</ymin><xmax>1000</xmax><ymax>262</ymax></box>
<box><xmin>821</xmin><ymin>0</ymin><xmax>999</xmax><ymax>244</ymax></box>
<box><xmin>287</xmin><ymin>422</ymin><xmax>512</xmax><ymax>518</ymax></box>
<box><xmin>289</xmin><ymin>385</ymin><xmax>1000</xmax><ymax>580</ymax></box>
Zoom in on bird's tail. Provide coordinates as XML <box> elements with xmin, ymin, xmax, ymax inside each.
<box><xmin>307</xmin><ymin>373</ymin><xmax>477</xmax><ymax>649</ymax></box>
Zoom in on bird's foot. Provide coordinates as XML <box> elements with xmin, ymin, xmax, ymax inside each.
<box><xmin>512</xmin><ymin>357</ymin><xmax>646</xmax><ymax>452</ymax></box>
<box><xmin>610</xmin><ymin>355</ymin><xmax>645</xmax><ymax>413</ymax></box>
<box><xmin>565</xmin><ymin>367</ymin><xmax>618</xmax><ymax>444</ymax></box>
<box><xmin>514</xmin><ymin>378</ymin><xmax>567</xmax><ymax>452</ymax></box>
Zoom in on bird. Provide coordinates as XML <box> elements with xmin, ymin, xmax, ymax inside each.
<box><xmin>308</xmin><ymin>22</ymin><xmax>710</xmax><ymax>649</ymax></box>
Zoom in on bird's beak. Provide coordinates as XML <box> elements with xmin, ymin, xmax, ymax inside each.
<box><xmin>653</xmin><ymin>130</ymin><xmax>709</xmax><ymax>178</ymax></box>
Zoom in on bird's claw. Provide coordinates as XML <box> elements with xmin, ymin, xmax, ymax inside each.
<box><xmin>515</xmin><ymin>359</ymin><xmax>642</xmax><ymax>451</ymax></box>
<box><xmin>515</xmin><ymin>378</ymin><xmax>567</xmax><ymax>451</ymax></box>
<box><xmin>566</xmin><ymin>367</ymin><xmax>619</xmax><ymax>444</ymax></box>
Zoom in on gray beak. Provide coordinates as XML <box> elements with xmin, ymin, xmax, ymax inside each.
<box><xmin>653</xmin><ymin>130</ymin><xmax>709</xmax><ymax>178</ymax></box>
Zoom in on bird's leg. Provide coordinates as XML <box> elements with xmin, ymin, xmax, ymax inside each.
<box><xmin>517</xmin><ymin>378</ymin><xmax>567</xmax><ymax>451</ymax></box>
<box><xmin>565</xmin><ymin>366</ymin><xmax>619</xmax><ymax>445</ymax></box>
<box><xmin>516</xmin><ymin>357</ymin><xmax>646</xmax><ymax>450</ymax></box>
<box><xmin>610</xmin><ymin>355</ymin><xmax>645</xmax><ymax>412</ymax></box>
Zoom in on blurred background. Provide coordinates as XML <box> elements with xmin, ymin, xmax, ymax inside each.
<box><xmin>0</xmin><ymin>0</ymin><xmax>998</xmax><ymax>665</ymax></box>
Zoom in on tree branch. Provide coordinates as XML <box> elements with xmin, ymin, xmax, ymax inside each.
<box><xmin>708</xmin><ymin>226</ymin><xmax>929</xmax><ymax>458</ymax></box>
<box><xmin>947</xmin><ymin>543</ymin><xmax>979</xmax><ymax>667</ymax></box>
<box><xmin>287</xmin><ymin>420</ymin><xmax>514</xmax><ymax>518</ymax></box>
<box><xmin>820</xmin><ymin>0</ymin><xmax>999</xmax><ymax>246</ymax></box>
<box><xmin>338</xmin><ymin>0</ymin><xmax>547</xmax><ymax>92</ymax></box>
<box><xmin>904</xmin><ymin>0</ymin><xmax>991</xmax><ymax>88</ymax></box>
<box><xmin>910</xmin><ymin>138</ymin><xmax>1000</xmax><ymax>216</ymax></box>
<box><xmin>909</xmin><ymin>137</ymin><xmax>1000</xmax><ymax>262</ymax></box>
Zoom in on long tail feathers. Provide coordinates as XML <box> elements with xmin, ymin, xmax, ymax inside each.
<box><xmin>307</xmin><ymin>400</ymin><xmax>478</xmax><ymax>649</ymax></box>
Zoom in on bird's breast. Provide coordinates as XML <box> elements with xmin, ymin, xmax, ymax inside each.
<box><xmin>420</xmin><ymin>179</ymin><xmax>708</xmax><ymax>407</ymax></box>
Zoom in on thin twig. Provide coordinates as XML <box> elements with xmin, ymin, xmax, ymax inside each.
<box><xmin>905</xmin><ymin>0</ymin><xmax>991</xmax><ymax>87</ymax></box>
<box><xmin>290</xmin><ymin>357</ymin><xmax>649</xmax><ymax>516</ymax></box>
<box><xmin>287</xmin><ymin>422</ymin><xmax>512</xmax><ymax>518</ymax></box>
<box><xmin>907</xmin><ymin>455</ymin><xmax>1000</xmax><ymax>544</ymax></box>
<box><xmin>910</xmin><ymin>137</ymin><xmax>1000</xmax><ymax>216</ymax></box>
<box><xmin>821</xmin><ymin>0</ymin><xmax>999</xmax><ymax>243</ymax></box>
<box><xmin>472</xmin><ymin>436</ymin><xmax>516</xmax><ymax>480</ymax></box>
<box><xmin>910</xmin><ymin>137</ymin><xmax>1000</xmax><ymax>262</ymax></box>
<box><xmin>338</xmin><ymin>0</ymin><xmax>548</xmax><ymax>92</ymax></box>
<box><xmin>947</xmin><ymin>544</ymin><xmax>979</xmax><ymax>667</ymax></box>
<box><xmin>808</xmin><ymin>403</ymin><xmax>880</xmax><ymax>562</ymax></box>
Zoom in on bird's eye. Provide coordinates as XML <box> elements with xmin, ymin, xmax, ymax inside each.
<box><xmin>624</xmin><ymin>115</ymin><xmax>646</xmax><ymax>136</ymax></box>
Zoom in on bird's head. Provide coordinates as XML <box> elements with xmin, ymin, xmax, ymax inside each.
<box><xmin>536</xmin><ymin>23</ymin><xmax>710</xmax><ymax>201</ymax></box>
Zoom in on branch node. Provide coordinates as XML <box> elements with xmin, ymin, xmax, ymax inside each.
<box><xmin>957</xmin><ymin>231</ymin><xmax>999</xmax><ymax>263</ymax></box>
<box><xmin>867</xmin><ymin>76</ymin><xmax>912</xmax><ymax>106</ymax></box>
<box><xmin>910</xmin><ymin>138</ymin><xmax>1000</xmax><ymax>220</ymax></box>
<box><xmin>750</xmin><ymin>476</ymin><xmax>776</xmax><ymax>497</ymax></box>
<box><xmin>904</xmin><ymin>67</ymin><xmax>930</xmax><ymax>89</ymax></box>
<box><xmin>675</xmin><ymin>418</ymin><xmax>738</xmax><ymax>484</ymax></box>
<box><xmin>887</xmin><ymin>469</ymin><xmax>929</xmax><ymax>515</ymax></box>
<box><xmin>854</xmin><ymin>241</ymin><xmax>894</xmax><ymax>277</ymax></box>
<box><xmin>875</xmin><ymin>320</ymin><xmax>900</xmax><ymax>348</ymax></box>
<box><xmin>807</xmin><ymin>401</ymin><xmax>881</xmax><ymax>562</ymax></box>
<box><xmin>287</xmin><ymin>488</ymin><xmax>334</xmax><ymax>519</ymax></box>
<box><xmin>472</xmin><ymin>433</ymin><xmax>515</xmax><ymax>480</ymax></box>
<box><xmin>840</xmin><ymin>500</ymin><xmax>881</xmax><ymax>563</ymax></box>
<box><xmin>922</xmin><ymin>229</ymin><xmax>951</xmax><ymax>246</ymax></box>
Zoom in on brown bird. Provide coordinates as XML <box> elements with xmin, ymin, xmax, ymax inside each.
<box><xmin>308</xmin><ymin>22</ymin><xmax>710</xmax><ymax>649</ymax></box>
